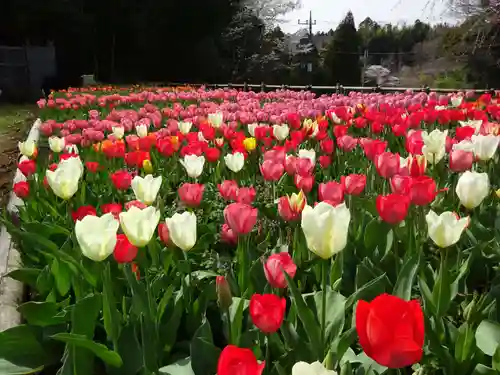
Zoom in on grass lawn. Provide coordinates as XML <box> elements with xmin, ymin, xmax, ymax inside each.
<box><xmin>0</xmin><ymin>104</ymin><xmax>36</xmax><ymax>136</ymax></box>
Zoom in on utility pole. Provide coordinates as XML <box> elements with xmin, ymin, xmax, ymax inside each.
<box><xmin>298</xmin><ymin>10</ymin><xmax>316</xmax><ymax>38</ymax></box>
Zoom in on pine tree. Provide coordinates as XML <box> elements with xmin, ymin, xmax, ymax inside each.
<box><xmin>323</xmin><ymin>11</ymin><xmax>362</xmax><ymax>86</ymax></box>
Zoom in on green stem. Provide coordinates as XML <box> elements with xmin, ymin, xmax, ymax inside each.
<box><xmin>225</xmin><ymin>308</ymin><xmax>233</xmax><ymax>345</ymax></box>
<box><xmin>264</xmin><ymin>335</ymin><xmax>270</xmax><ymax>375</ymax></box>
<box><xmin>321</xmin><ymin>259</ymin><xmax>328</xmax><ymax>353</ymax></box>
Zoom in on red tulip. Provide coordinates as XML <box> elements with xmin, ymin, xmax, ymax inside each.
<box><xmin>320</xmin><ymin>138</ymin><xmax>335</xmax><ymax>154</ymax></box>
<box><xmin>218</xmin><ymin>180</ymin><xmax>239</xmax><ymax>201</ymax></box>
<box><xmin>285</xmin><ymin>155</ymin><xmax>297</xmax><ymax>175</ymax></box>
<box><xmin>409</xmin><ymin>176</ymin><xmax>437</xmax><ymax>206</ymax></box>
<box><xmin>318</xmin><ymin>155</ymin><xmax>332</xmax><ymax>168</ymax></box>
<box><xmin>337</xmin><ymin>135</ymin><xmax>358</xmax><ymax>152</ymax></box>
<box><xmin>178</xmin><ymin>183</ymin><xmax>205</xmax><ymax>207</ymax></box>
<box><xmin>205</xmin><ymin>147</ymin><xmax>221</xmax><ymax>162</ymax></box>
<box><xmin>13</xmin><ymin>181</ymin><xmax>29</xmax><ymax>198</ymax></box>
<box><xmin>341</xmin><ymin>174</ymin><xmax>366</xmax><ymax>195</ymax></box>
<box><xmin>71</xmin><ymin>205</ymin><xmax>97</xmax><ymax>222</ymax></box>
<box><xmin>294</xmin><ymin>174</ymin><xmax>314</xmax><ymax>193</ymax></box>
<box><xmin>362</xmin><ymin>139</ymin><xmax>387</xmax><ymax>161</ymax></box>
<box><xmin>158</xmin><ymin>223</ymin><xmax>170</xmax><ymax>245</ymax></box>
<box><xmin>85</xmin><ymin>161</ymin><xmax>100</xmax><ymax>173</ymax></box>
<box><xmin>101</xmin><ymin>203</ymin><xmax>122</xmax><ymax>219</ymax></box>
<box><xmin>407</xmin><ymin>155</ymin><xmax>427</xmax><ymax>177</ymax></box>
<box><xmin>249</xmin><ymin>294</ymin><xmax>286</xmax><ymax>333</ymax></box>
<box><xmin>114</xmin><ymin>234</ymin><xmax>138</xmax><ymax>263</ymax></box>
<box><xmin>236</xmin><ymin>187</ymin><xmax>256</xmax><ymax>205</ymax></box>
<box><xmin>449</xmin><ymin>149</ymin><xmax>473</xmax><ymax>172</ymax></box>
<box><xmin>221</xmin><ymin>223</ymin><xmax>238</xmax><ymax>245</ymax></box>
<box><xmin>294</xmin><ymin>157</ymin><xmax>314</xmax><ymax>177</ymax></box>
<box><xmin>375</xmin><ymin>152</ymin><xmax>400</xmax><ymax>179</ymax></box>
<box><xmin>455</xmin><ymin>126</ymin><xmax>475</xmax><ymax>141</ymax></box>
<box><xmin>405</xmin><ymin>130</ymin><xmax>424</xmax><ymax>155</ymax></box>
<box><xmin>111</xmin><ymin>170</ymin><xmax>132</xmax><ymax>190</ymax></box>
<box><xmin>217</xmin><ymin>345</ymin><xmax>265</xmax><ymax>375</ymax></box>
<box><xmin>277</xmin><ymin>191</ymin><xmax>306</xmax><ymax>222</ymax></box>
<box><xmin>224</xmin><ymin>203</ymin><xmax>257</xmax><ymax>235</ymax></box>
<box><xmin>263</xmin><ymin>253</ymin><xmax>297</xmax><ymax>288</ymax></box>
<box><xmin>376</xmin><ymin>194</ymin><xmax>410</xmax><ymax>224</ymax></box>
<box><xmin>390</xmin><ymin>175</ymin><xmax>412</xmax><ymax>195</ymax></box>
<box><xmin>125</xmin><ymin>200</ymin><xmax>148</xmax><ymax>210</ymax></box>
<box><xmin>18</xmin><ymin>159</ymin><xmax>37</xmax><ymax>177</ymax></box>
<box><xmin>318</xmin><ymin>181</ymin><xmax>344</xmax><ymax>205</ymax></box>
<box><xmin>260</xmin><ymin>160</ymin><xmax>284</xmax><ymax>181</ymax></box>
<box><xmin>356</xmin><ymin>294</ymin><xmax>424</xmax><ymax>368</ymax></box>
<box><xmin>216</xmin><ymin>276</ymin><xmax>233</xmax><ymax>309</ymax></box>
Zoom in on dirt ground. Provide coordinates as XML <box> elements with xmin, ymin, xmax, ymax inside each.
<box><xmin>0</xmin><ymin>105</ymin><xmax>37</xmax><ymax>207</ymax></box>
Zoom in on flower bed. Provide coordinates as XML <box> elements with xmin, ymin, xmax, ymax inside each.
<box><xmin>1</xmin><ymin>86</ymin><xmax>500</xmax><ymax>375</ymax></box>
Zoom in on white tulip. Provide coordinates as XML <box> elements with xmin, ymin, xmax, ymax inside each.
<box><xmin>48</xmin><ymin>136</ymin><xmax>65</xmax><ymax>153</ymax></box>
<box><xmin>224</xmin><ymin>152</ymin><xmax>245</xmax><ymax>172</ymax></box>
<box><xmin>136</xmin><ymin>124</ymin><xmax>148</xmax><ymax>138</ymax></box>
<box><xmin>198</xmin><ymin>132</ymin><xmax>208</xmax><ymax>143</ymax></box>
<box><xmin>471</xmin><ymin>134</ymin><xmax>500</xmax><ymax>160</ymax></box>
<box><xmin>301</xmin><ymin>202</ymin><xmax>350</xmax><ymax>259</ymax></box>
<box><xmin>178</xmin><ymin>121</ymin><xmax>193</xmax><ymax>135</ymax></box>
<box><xmin>459</xmin><ymin>120</ymin><xmax>483</xmax><ymax>134</ymax></box>
<box><xmin>292</xmin><ymin>361</ymin><xmax>337</xmax><ymax>375</ymax></box>
<box><xmin>298</xmin><ymin>149</ymin><xmax>316</xmax><ymax>165</ymax></box>
<box><xmin>18</xmin><ymin>140</ymin><xmax>37</xmax><ymax>157</ymax></box>
<box><xmin>435</xmin><ymin>105</ymin><xmax>447</xmax><ymax>111</ymax></box>
<box><xmin>302</xmin><ymin>119</ymin><xmax>319</xmax><ymax>137</ymax></box>
<box><xmin>46</xmin><ymin>158</ymin><xmax>83</xmax><ymax>200</ymax></box>
<box><xmin>119</xmin><ymin>206</ymin><xmax>160</xmax><ymax>247</ymax></box>
<box><xmin>112</xmin><ymin>126</ymin><xmax>125</xmax><ymax>139</ymax></box>
<box><xmin>65</xmin><ymin>144</ymin><xmax>79</xmax><ymax>154</ymax></box>
<box><xmin>165</xmin><ymin>212</ymin><xmax>197</xmax><ymax>251</ymax></box>
<box><xmin>456</xmin><ymin>171</ymin><xmax>490</xmax><ymax>209</ymax></box>
<box><xmin>247</xmin><ymin>123</ymin><xmax>259</xmax><ymax>137</ymax></box>
<box><xmin>75</xmin><ymin>213</ymin><xmax>119</xmax><ymax>261</ymax></box>
<box><xmin>452</xmin><ymin>140</ymin><xmax>475</xmax><ymax>153</ymax></box>
<box><xmin>450</xmin><ymin>96</ymin><xmax>463</xmax><ymax>107</ymax></box>
<box><xmin>208</xmin><ymin>112</ymin><xmax>223</xmax><ymax>128</ymax></box>
<box><xmin>180</xmin><ymin>154</ymin><xmax>205</xmax><ymax>178</ymax></box>
<box><xmin>426</xmin><ymin>210</ymin><xmax>469</xmax><ymax>248</ymax></box>
<box><xmin>329</xmin><ymin>111</ymin><xmax>342</xmax><ymax>124</ymax></box>
<box><xmin>131</xmin><ymin>174</ymin><xmax>162</xmax><ymax>205</ymax></box>
<box><xmin>422</xmin><ymin>129</ymin><xmax>447</xmax><ymax>164</ymax></box>
<box><xmin>273</xmin><ymin>124</ymin><xmax>289</xmax><ymax>141</ymax></box>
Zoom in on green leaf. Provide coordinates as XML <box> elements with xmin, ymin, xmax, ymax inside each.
<box><xmin>102</xmin><ymin>264</ymin><xmax>121</xmax><ymax>345</ymax></box>
<box><xmin>393</xmin><ymin>253</ymin><xmax>419</xmax><ymax>301</ymax></box>
<box><xmin>493</xmin><ymin>346</ymin><xmax>500</xmax><ymax>372</ymax></box>
<box><xmin>57</xmin><ymin>294</ymin><xmax>102</xmax><ymax>375</ymax></box>
<box><xmin>160</xmin><ymin>291</ymin><xmax>184</xmax><ymax>355</ymax></box>
<box><xmin>284</xmin><ymin>271</ymin><xmax>323</xmax><ymax>359</ymax></box>
<box><xmin>190</xmin><ymin>319</ymin><xmax>221</xmax><ymax>375</ymax></box>
<box><xmin>51</xmin><ymin>333</ymin><xmax>122</xmax><ymax>368</ymax></box>
<box><xmin>418</xmin><ymin>275</ymin><xmax>435</xmax><ymax>314</ymax></box>
<box><xmin>475</xmin><ymin>320</ymin><xmax>500</xmax><ymax>356</ymax></box>
<box><xmin>363</xmin><ymin>218</ymin><xmax>383</xmax><ymax>251</ymax></box>
<box><xmin>313</xmin><ymin>290</ymin><xmax>346</xmax><ymax>343</ymax></box>
<box><xmin>472</xmin><ymin>364</ymin><xmax>497</xmax><ymax>375</ymax></box>
<box><xmin>353</xmin><ymin>352</ymin><xmax>388</xmax><ymax>374</ymax></box>
<box><xmin>431</xmin><ymin>255</ymin><xmax>452</xmax><ymax>317</ymax></box>
<box><xmin>228</xmin><ymin>297</ymin><xmax>248</xmax><ymax>346</ymax></box>
<box><xmin>0</xmin><ymin>325</ymin><xmax>46</xmax><ymax>368</ymax></box>
<box><xmin>50</xmin><ymin>258</ymin><xmax>71</xmax><ymax>297</ymax></box>
<box><xmin>6</xmin><ymin>268</ymin><xmax>41</xmax><ymax>288</ymax></box>
<box><xmin>107</xmin><ymin>324</ymin><xmax>142</xmax><ymax>375</ymax></box>
<box><xmin>159</xmin><ymin>357</ymin><xmax>195</xmax><ymax>375</ymax></box>
<box><xmin>455</xmin><ymin>322</ymin><xmax>476</xmax><ymax>363</ymax></box>
<box><xmin>0</xmin><ymin>359</ymin><xmax>43</xmax><ymax>375</ymax></box>
<box><xmin>346</xmin><ymin>273</ymin><xmax>388</xmax><ymax>310</ymax></box>
<box><xmin>17</xmin><ymin>301</ymin><xmax>65</xmax><ymax>327</ymax></box>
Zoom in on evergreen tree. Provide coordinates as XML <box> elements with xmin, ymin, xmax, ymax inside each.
<box><xmin>323</xmin><ymin>11</ymin><xmax>361</xmax><ymax>86</ymax></box>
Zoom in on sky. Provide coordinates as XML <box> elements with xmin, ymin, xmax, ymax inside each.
<box><xmin>280</xmin><ymin>0</ymin><xmax>457</xmax><ymax>33</ymax></box>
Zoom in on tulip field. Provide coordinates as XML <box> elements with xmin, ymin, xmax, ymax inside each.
<box><xmin>3</xmin><ymin>85</ymin><xmax>500</xmax><ymax>375</ymax></box>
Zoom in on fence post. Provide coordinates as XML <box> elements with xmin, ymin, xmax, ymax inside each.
<box><xmin>214</xmin><ymin>84</ymin><xmax>218</xmax><ymax>89</ymax></box>
<box><xmin>260</xmin><ymin>82</ymin><xmax>265</xmax><ymax>92</ymax></box>
<box><xmin>227</xmin><ymin>83</ymin><xmax>232</xmax><ymax>89</ymax></box>
<box><xmin>243</xmin><ymin>82</ymin><xmax>248</xmax><ymax>92</ymax></box>
<box><xmin>424</xmin><ymin>86</ymin><xmax>430</xmax><ymax>95</ymax></box>
<box><xmin>340</xmin><ymin>85</ymin><xmax>345</xmax><ymax>95</ymax></box>
<box><xmin>335</xmin><ymin>83</ymin><xmax>340</xmax><ymax>94</ymax></box>
<box><xmin>281</xmin><ymin>84</ymin><xmax>285</xmax><ymax>90</ymax></box>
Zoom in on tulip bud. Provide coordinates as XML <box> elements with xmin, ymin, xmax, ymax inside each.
<box><xmin>142</xmin><ymin>159</ymin><xmax>153</xmax><ymax>174</ymax></box>
<box><xmin>463</xmin><ymin>296</ymin><xmax>477</xmax><ymax>322</ymax></box>
<box><xmin>216</xmin><ymin>276</ymin><xmax>232</xmax><ymax>310</ymax></box>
